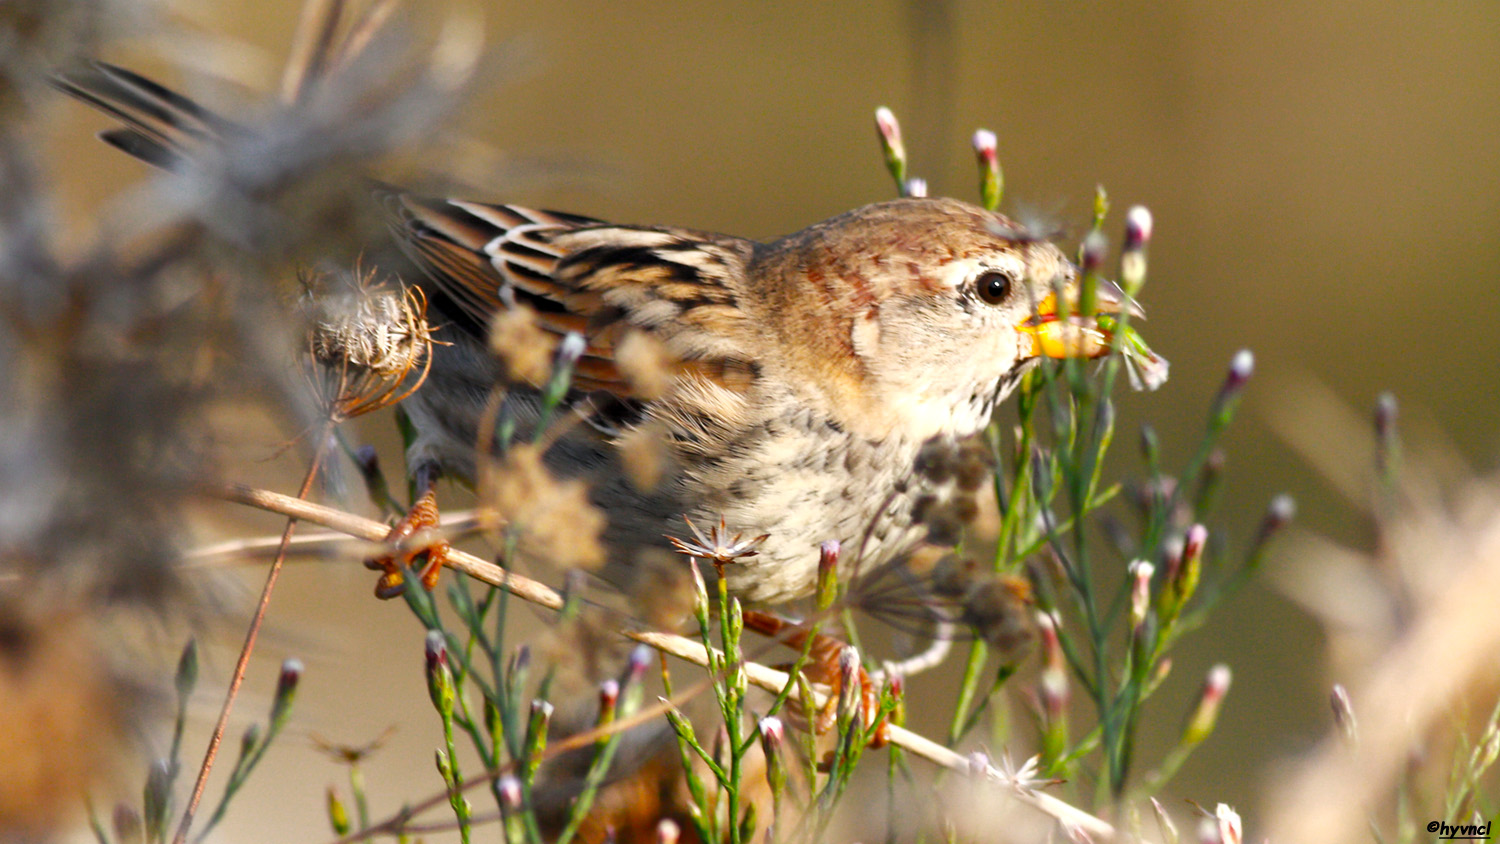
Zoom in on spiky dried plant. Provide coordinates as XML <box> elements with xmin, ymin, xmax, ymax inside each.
<box><xmin>303</xmin><ymin>264</ymin><xmax>435</xmax><ymax>421</ymax></box>
<box><xmin>0</xmin><ymin>0</ymin><xmax>499</xmax><ymax>839</ymax></box>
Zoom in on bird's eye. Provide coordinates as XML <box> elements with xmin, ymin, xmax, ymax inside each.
<box><xmin>975</xmin><ymin>271</ymin><xmax>1013</xmax><ymax>305</ymax></box>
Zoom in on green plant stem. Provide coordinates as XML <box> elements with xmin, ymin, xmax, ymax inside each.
<box><xmin>946</xmin><ymin>640</ymin><xmax>988</xmax><ymax>746</ymax></box>
<box><xmin>349</xmin><ymin>764</ymin><xmax>370</xmax><ymax>831</ymax></box>
<box><xmin>439</xmin><ymin>711</ymin><xmax>472</xmax><ymax>844</ymax></box>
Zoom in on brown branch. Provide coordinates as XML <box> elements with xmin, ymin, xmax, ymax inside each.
<box><xmin>172</xmin><ymin>429</ymin><xmax>334</xmax><ymax>844</ymax></box>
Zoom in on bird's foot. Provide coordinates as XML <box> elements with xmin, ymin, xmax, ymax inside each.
<box><xmin>741</xmin><ymin>609</ymin><xmax>892</xmax><ymax>748</ymax></box>
<box><xmin>364</xmin><ymin>487</ymin><xmax>450</xmax><ymax>599</ymax></box>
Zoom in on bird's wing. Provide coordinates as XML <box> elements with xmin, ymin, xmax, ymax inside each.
<box><xmin>53</xmin><ymin>62</ymin><xmax>765</xmax><ymax>403</ymax></box>
<box><xmin>386</xmin><ymin>192</ymin><xmax>762</xmax><ymax>398</ymax></box>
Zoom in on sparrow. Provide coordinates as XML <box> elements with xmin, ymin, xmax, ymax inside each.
<box><xmin>385</xmin><ymin>193</ymin><xmax>1140</xmax><ymax>605</ymax></box>
<box><xmin>54</xmin><ymin>62</ymin><xmax>1143</xmax><ymax>609</ymax></box>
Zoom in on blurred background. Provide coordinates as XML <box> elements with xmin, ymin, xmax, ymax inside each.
<box><xmin>43</xmin><ymin>1</ymin><xmax>1500</xmax><ymax>840</ymax></box>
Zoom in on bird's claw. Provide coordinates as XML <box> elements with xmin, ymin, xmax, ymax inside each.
<box><xmin>364</xmin><ymin>488</ymin><xmax>449</xmax><ymax>598</ymax></box>
<box><xmin>813</xmin><ymin>655</ymin><xmax>891</xmax><ymax>749</ymax></box>
<box><xmin>742</xmin><ymin>610</ymin><xmax>893</xmax><ymax>748</ymax></box>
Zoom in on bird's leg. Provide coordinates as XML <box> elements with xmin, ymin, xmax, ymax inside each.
<box><xmin>364</xmin><ymin>461</ymin><xmax>450</xmax><ymax>599</ymax></box>
<box><xmin>740</xmin><ymin>610</ymin><xmax>890</xmax><ymax>747</ymax></box>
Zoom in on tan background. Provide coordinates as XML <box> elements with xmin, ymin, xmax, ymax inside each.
<box><xmin>52</xmin><ymin>1</ymin><xmax>1500</xmax><ymax>840</ymax></box>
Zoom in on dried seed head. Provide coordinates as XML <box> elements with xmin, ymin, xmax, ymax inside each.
<box><xmin>921</xmin><ymin>501</ymin><xmax>967</xmax><ymax>547</ymax></box>
<box><xmin>626</xmin><ymin>550</ymin><xmax>698</xmax><ymax>629</ymax></box>
<box><xmin>489</xmin><ymin>303</ymin><xmax>556</xmax><ymax>386</ymax></box>
<box><xmin>113</xmin><ymin>804</ymin><xmax>142</xmax><ymax>843</ymax></box>
<box><xmin>952</xmin><ymin>438</ymin><xmax>995</xmax><ymax>491</ymax></box>
<box><xmin>537</xmin><ymin>606</ymin><xmax>627</xmax><ymax>692</ymax></box>
<box><xmin>960</xmin><ymin>573</ymin><xmax>1036</xmax><ymax>654</ymax></box>
<box><xmin>304</xmin><ymin>268</ymin><xmax>434</xmax><ymax>419</ymax></box>
<box><xmin>667</xmin><ymin>515</ymin><xmax>769</xmax><ymax>578</ymax></box>
<box><xmin>614</xmin><ymin>330</ymin><xmax>677</xmax><ymax>400</ymax></box>
<box><xmin>0</xmin><ymin>605</ymin><xmax>130</xmax><ymax>837</ymax></box>
<box><xmin>911</xmin><ymin>436</ymin><xmax>992</xmax><ymax>545</ymax></box>
<box><xmin>914</xmin><ymin>440</ymin><xmax>956</xmax><ymax>484</ymax></box>
<box><xmin>616</xmin><ymin>419</ymin><xmax>674</xmax><ymax>491</ymax></box>
<box><xmin>481</xmin><ymin>443</ymin><xmax>606</xmax><ymax>570</ymax></box>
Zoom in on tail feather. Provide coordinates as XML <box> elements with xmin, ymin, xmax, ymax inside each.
<box><xmin>50</xmin><ymin>61</ymin><xmax>248</xmax><ymax>171</ymax></box>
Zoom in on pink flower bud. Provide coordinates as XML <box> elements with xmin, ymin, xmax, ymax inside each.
<box><xmin>626</xmin><ymin>643</ymin><xmax>652</xmax><ymax>682</ymax></box>
<box><xmin>972</xmin><ymin>130</ymin><xmax>1004</xmax><ymax>211</ymax></box>
<box><xmin>1253</xmin><ymin>494</ymin><xmax>1296</xmax><ymax>554</ymax></box>
<box><xmin>497</xmin><ymin>775</ymin><xmax>522</xmax><ymax>809</ymax></box>
<box><xmin>1183</xmin><ymin>524</ymin><xmax>1208</xmax><ymax>567</ymax></box>
<box><xmin>874</xmin><ymin>107</ymin><xmax>903</xmax><ymax>152</ymax></box>
<box><xmin>1081</xmin><ymin>230</ymin><xmax>1108</xmax><ymax>274</ymax></box>
<box><xmin>1374</xmin><ymin>392</ymin><xmax>1398</xmax><ymax>441</ymax></box>
<box><xmin>1036</xmin><ymin>611</ymin><xmax>1068</xmax><ymax>718</ymax></box>
<box><xmin>557</xmin><ymin>331</ymin><xmax>586</xmax><ymax>367</ymax></box>
<box><xmin>972</xmin><ymin>129</ymin><xmax>998</xmax><ymax>164</ymax></box>
<box><xmin>1128</xmin><ymin>559</ymin><xmax>1154</xmax><ymax>632</ymax></box>
<box><xmin>424</xmin><ymin>630</ymin><xmax>448</xmax><ymax>672</ymax></box>
<box><xmin>599</xmin><ymin>679</ymin><xmax>620</xmax><ymax>711</ymax></box>
<box><xmin>758</xmin><ymin>715</ymin><xmax>784</xmax><ymax>747</ymax></box>
<box><xmin>1125</xmin><ymin>205</ymin><xmax>1153</xmax><ymax>251</ymax></box>
<box><xmin>819</xmin><ymin>540</ymin><xmax>840</xmax><ymax>576</ymax></box>
<box><xmin>1228</xmin><ymin>349</ymin><xmax>1254</xmax><ymax>385</ymax></box>
<box><xmin>874</xmin><ymin>106</ymin><xmax>908</xmax><ymax>190</ymax></box>
<box><xmin>1214</xmin><ymin>351</ymin><xmax>1254</xmax><ymax>415</ymax></box>
<box><xmin>1182</xmin><ymin>664</ymin><xmax>1231</xmax><ymax>746</ymax></box>
<box><xmin>272</xmin><ymin>657</ymin><xmax>304</xmax><ymax>725</ymax></box>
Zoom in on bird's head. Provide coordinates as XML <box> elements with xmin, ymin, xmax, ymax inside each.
<box><xmin>759</xmin><ymin>197</ymin><xmax>1143</xmax><ymax>441</ymax></box>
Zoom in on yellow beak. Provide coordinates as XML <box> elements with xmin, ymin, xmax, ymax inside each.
<box><xmin>1016</xmin><ymin>277</ymin><xmax>1144</xmax><ymax>360</ymax></box>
